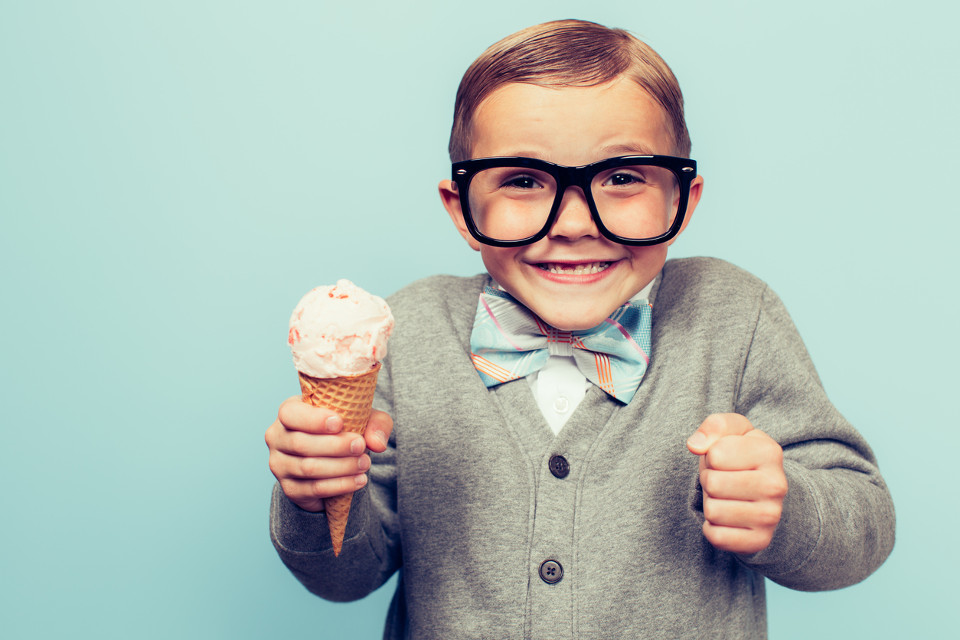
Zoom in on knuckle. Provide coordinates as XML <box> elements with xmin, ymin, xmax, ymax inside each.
<box><xmin>768</xmin><ymin>443</ymin><xmax>784</xmax><ymax>465</ymax></box>
<box><xmin>700</xmin><ymin>469</ymin><xmax>716</xmax><ymax>495</ymax></box>
<box><xmin>756</xmin><ymin>502</ymin><xmax>783</xmax><ymax>528</ymax></box>
<box><xmin>277</xmin><ymin>398</ymin><xmax>298</xmax><ymax>426</ymax></box>
<box><xmin>287</xmin><ymin>430</ymin><xmax>309</xmax><ymax>455</ymax></box>
<box><xmin>268</xmin><ymin>452</ymin><xmax>284</xmax><ymax>478</ymax></box>
<box><xmin>766</xmin><ymin>474</ymin><xmax>788</xmax><ymax>499</ymax></box>
<box><xmin>264</xmin><ymin>423</ymin><xmax>276</xmax><ymax>447</ymax></box>
<box><xmin>702</xmin><ymin>413</ymin><xmax>724</xmax><ymax>432</ymax></box>
<box><xmin>704</xmin><ymin>447</ymin><xmax>722</xmax><ymax>469</ymax></box>
<box><xmin>278</xmin><ymin>478</ymin><xmax>299</xmax><ymax>499</ymax></box>
<box><xmin>702</xmin><ymin>520</ymin><xmax>725</xmax><ymax>546</ymax></box>
<box><xmin>297</xmin><ymin>456</ymin><xmax>317</xmax><ymax>478</ymax></box>
<box><xmin>702</xmin><ymin>498</ymin><xmax>719</xmax><ymax>522</ymax></box>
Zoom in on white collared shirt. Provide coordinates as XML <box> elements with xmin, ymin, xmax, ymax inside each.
<box><xmin>527</xmin><ymin>279</ymin><xmax>656</xmax><ymax>434</ymax></box>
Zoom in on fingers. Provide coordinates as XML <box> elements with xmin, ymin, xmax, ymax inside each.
<box><xmin>266</xmin><ymin>398</ymin><xmax>395</xmax><ymax>513</ymax></box>
<box><xmin>702</xmin><ymin>429</ymin><xmax>783</xmax><ymax>471</ymax></box>
<box><xmin>699</xmin><ymin>479</ymin><xmax>785</xmax><ymax>555</ymax></box>
<box><xmin>270</xmin><ymin>423</ymin><xmax>366</xmax><ymax>458</ymax></box>
<box><xmin>700</xmin><ymin>467</ymin><xmax>788</xmax><ymax>502</ymax></box>
<box><xmin>702</xmin><ymin>494</ymin><xmax>782</xmax><ymax>528</ymax></box>
<box><xmin>686</xmin><ymin>413</ymin><xmax>754</xmax><ymax>455</ymax></box>
<box><xmin>276</xmin><ymin>396</ymin><xmax>344</xmax><ymax>434</ymax></box>
<box><xmin>267</xmin><ymin>438</ymin><xmax>372</xmax><ymax>512</ymax></box>
<box><xmin>267</xmin><ymin>436</ymin><xmax>371</xmax><ymax>485</ymax></box>
<box><xmin>273</xmin><ymin>441</ymin><xmax>372</xmax><ymax>480</ymax></box>
<box><xmin>701</xmin><ymin>482</ymin><xmax>784</xmax><ymax>555</ymax></box>
<box><xmin>278</xmin><ymin>474</ymin><xmax>370</xmax><ymax>513</ymax></box>
<box><xmin>701</xmin><ymin>521</ymin><xmax>777</xmax><ymax>556</ymax></box>
<box><xmin>272</xmin><ymin>399</ymin><xmax>393</xmax><ymax>448</ymax></box>
<box><xmin>268</xmin><ymin>402</ymin><xmax>393</xmax><ymax>457</ymax></box>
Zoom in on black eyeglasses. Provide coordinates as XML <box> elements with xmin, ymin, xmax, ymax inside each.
<box><xmin>452</xmin><ymin>155</ymin><xmax>697</xmax><ymax>247</ymax></box>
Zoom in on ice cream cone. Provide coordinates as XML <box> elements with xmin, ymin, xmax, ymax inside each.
<box><xmin>288</xmin><ymin>279</ymin><xmax>392</xmax><ymax>556</ymax></box>
<box><xmin>298</xmin><ymin>363</ymin><xmax>380</xmax><ymax>556</ymax></box>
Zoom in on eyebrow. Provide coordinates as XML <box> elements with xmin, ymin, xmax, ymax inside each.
<box><xmin>490</xmin><ymin>150</ymin><xmax>546</xmax><ymax>159</ymax></box>
<box><xmin>599</xmin><ymin>143</ymin><xmax>658</xmax><ymax>156</ymax></box>
<box><xmin>478</xmin><ymin>144</ymin><xmax>659</xmax><ymax>163</ymax></box>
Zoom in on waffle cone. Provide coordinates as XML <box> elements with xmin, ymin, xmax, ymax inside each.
<box><xmin>298</xmin><ymin>363</ymin><xmax>380</xmax><ymax>556</ymax></box>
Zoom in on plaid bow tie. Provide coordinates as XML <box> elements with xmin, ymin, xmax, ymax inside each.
<box><xmin>470</xmin><ymin>287</ymin><xmax>653</xmax><ymax>404</ymax></box>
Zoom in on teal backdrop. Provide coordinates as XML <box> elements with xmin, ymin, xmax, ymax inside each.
<box><xmin>2</xmin><ymin>1</ymin><xmax>957</xmax><ymax>638</ymax></box>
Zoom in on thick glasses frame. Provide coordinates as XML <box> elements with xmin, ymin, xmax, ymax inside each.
<box><xmin>452</xmin><ymin>155</ymin><xmax>698</xmax><ymax>247</ymax></box>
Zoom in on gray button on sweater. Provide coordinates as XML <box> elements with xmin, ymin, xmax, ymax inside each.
<box><xmin>271</xmin><ymin>257</ymin><xmax>895</xmax><ymax>639</ymax></box>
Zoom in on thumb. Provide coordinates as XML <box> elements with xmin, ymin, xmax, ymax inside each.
<box><xmin>364</xmin><ymin>409</ymin><xmax>394</xmax><ymax>453</ymax></box>
<box><xmin>686</xmin><ymin>413</ymin><xmax>754</xmax><ymax>455</ymax></box>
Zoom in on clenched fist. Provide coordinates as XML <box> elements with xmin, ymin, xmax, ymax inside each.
<box><xmin>687</xmin><ymin>413</ymin><xmax>787</xmax><ymax>555</ymax></box>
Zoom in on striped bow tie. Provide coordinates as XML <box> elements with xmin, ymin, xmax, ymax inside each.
<box><xmin>470</xmin><ymin>286</ymin><xmax>653</xmax><ymax>404</ymax></box>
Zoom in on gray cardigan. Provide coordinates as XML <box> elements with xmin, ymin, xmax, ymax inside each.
<box><xmin>270</xmin><ymin>257</ymin><xmax>895</xmax><ymax>639</ymax></box>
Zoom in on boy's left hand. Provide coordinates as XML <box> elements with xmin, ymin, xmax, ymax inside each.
<box><xmin>686</xmin><ymin>413</ymin><xmax>787</xmax><ymax>555</ymax></box>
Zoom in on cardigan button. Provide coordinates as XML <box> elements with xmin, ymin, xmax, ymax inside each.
<box><xmin>549</xmin><ymin>455</ymin><xmax>570</xmax><ymax>479</ymax></box>
<box><xmin>539</xmin><ymin>559</ymin><xmax>563</xmax><ymax>584</ymax></box>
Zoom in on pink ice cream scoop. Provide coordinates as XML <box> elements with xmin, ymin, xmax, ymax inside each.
<box><xmin>288</xmin><ymin>279</ymin><xmax>394</xmax><ymax>378</ymax></box>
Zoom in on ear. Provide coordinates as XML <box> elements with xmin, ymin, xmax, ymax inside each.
<box><xmin>667</xmin><ymin>175</ymin><xmax>704</xmax><ymax>246</ymax></box>
<box><xmin>439</xmin><ymin>179</ymin><xmax>481</xmax><ymax>251</ymax></box>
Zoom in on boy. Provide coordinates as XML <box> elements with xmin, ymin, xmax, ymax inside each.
<box><xmin>266</xmin><ymin>19</ymin><xmax>894</xmax><ymax>638</ymax></box>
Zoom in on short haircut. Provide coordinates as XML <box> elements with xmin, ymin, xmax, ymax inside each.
<box><xmin>448</xmin><ymin>19</ymin><xmax>691</xmax><ymax>162</ymax></box>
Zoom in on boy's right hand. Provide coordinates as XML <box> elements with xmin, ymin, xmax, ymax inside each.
<box><xmin>265</xmin><ymin>397</ymin><xmax>393</xmax><ymax>512</ymax></box>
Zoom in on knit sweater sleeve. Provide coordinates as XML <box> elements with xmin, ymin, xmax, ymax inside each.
<box><xmin>268</xmin><ymin>352</ymin><xmax>402</xmax><ymax>601</ymax></box>
<box><xmin>733</xmin><ymin>285</ymin><xmax>895</xmax><ymax>590</ymax></box>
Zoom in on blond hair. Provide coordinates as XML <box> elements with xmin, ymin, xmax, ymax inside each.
<box><xmin>448</xmin><ymin>19</ymin><xmax>691</xmax><ymax>162</ymax></box>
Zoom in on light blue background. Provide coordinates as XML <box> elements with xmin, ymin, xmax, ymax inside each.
<box><xmin>2</xmin><ymin>1</ymin><xmax>957</xmax><ymax>638</ymax></box>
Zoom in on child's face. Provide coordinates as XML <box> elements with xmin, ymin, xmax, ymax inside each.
<box><xmin>440</xmin><ymin>77</ymin><xmax>703</xmax><ymax>331</ymax></box>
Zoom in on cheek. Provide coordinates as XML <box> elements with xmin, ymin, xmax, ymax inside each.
<box><xmin>480</xmin><ymin>245</ymin><xmax>512</xmax><ymax>285</ymax></box>
<box><xmin>623</xmin><ymin>245</ymin><xmax>670</xmax><ymax>287</ymax></box>
<box><xmin>628</xmin><ymin>245</ymin><xmax>668</xmax><ymax>267</ymax></box>
<box><xmin>478</xmin><ymin>246</ymin><xmax>520</xmax><ymax>281</ymax></box>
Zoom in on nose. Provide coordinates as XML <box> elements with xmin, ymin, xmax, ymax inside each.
<box><xmin>548</xmin><ymin>186</ymin><xmax>600</xmax><ymax>241</ymax></box>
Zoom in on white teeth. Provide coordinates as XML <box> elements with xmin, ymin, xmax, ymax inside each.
<box><xmin>538</xmin><ymin>262</ymin><xmax>610</xmax><ymax>274</ymax></box>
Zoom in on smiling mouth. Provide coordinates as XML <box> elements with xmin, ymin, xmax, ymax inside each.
<box><xmin>535</xmin><ymin>261</ymin><xmax>611</xmax><ymax>275</ymax></box>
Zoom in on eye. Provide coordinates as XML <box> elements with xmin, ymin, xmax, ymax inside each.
<box><xmin>602</xmin><ymin>171</ymin><xmax>647</xmax><ymax>187</ymax></box>
<box><xmin>501</xmin><ymin>174</ymin><xmax>543</xmax><ymax>190</ymax></box>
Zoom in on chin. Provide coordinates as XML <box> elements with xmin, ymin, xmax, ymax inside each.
<box><xmin>538</xmin><ymin>309</ymin><xmax>610</xmax><ymax>332</ymax></box>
